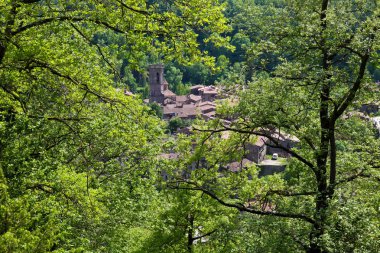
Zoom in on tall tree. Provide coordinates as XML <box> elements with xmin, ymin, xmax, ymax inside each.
<box><xmin>0</xmin><ymin>0</ymin><xmax>229</xmax><ymax>251</ymax></box>
<box><xmin>173</xmin><ymin>1</ymin><xmax>380</xmax><ymax>252</ymax></box>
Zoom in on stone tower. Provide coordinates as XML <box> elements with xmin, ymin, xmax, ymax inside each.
<box><xmin>148</xmin><ymin>64</ymin><xmax>175</xmax><ymax>103</ymax></box>
<box><xmin>149</xmin><ymin>64</ymin><xmax>165</xmax><ymax>99</ymax></box>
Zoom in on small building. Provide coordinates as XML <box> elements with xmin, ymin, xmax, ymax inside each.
<box><xmin>189</xmin><ymin>94</ymin><xmax>202</xmax><ymax>103</ymax></box>
<box><xmin>190</xmin><ymin>85</ymin><xmax>205</xmax><ymax>96</ymax></box>
<box><xmin>266</xmin><ymin>131</ymin><xmax>299</xmax><ymax>157</ymax></box>
<box><xmin>198</xmin><ymin>86</ymin><xmax>218</xmax><ymax>101</ymax></box>
<box><xmin>163</xmin><ymin>104</ymin><xmax>197</xmax><ymax>120</ymax></box>
<box><xmin>245</xmin><ymin>136</ymin><xmax>267</xmax><ymax>164</ymax></box>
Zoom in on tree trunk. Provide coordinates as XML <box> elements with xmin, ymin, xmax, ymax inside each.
<box><xmin>308</xmin><ymin>1</ymin><xmax>332</xmax><ymax>251</ymax></box>
<box><xmin>187</xmin><ymin>213</ymin><xmax>194</xmax><ymax>253</ymax></box>
<box><xmin>0</xmin><ymin>44</ymin><xmax>5</xmax><ymax>64</ymax></box>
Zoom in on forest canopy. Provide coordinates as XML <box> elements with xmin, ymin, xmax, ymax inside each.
<box><xmin>0</xmin><ymin>0</ymin><xmax>229</xmax><ymax>251</ymax></box>
<box><xmin>1</xmin><ymin>0</ymin><xmax>379</xmax><ymax>253</ymax></box>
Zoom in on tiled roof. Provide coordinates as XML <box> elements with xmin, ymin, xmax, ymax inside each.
<box><xmin>255</xmin><ymin>136</ymin><xmax>267</xmax><ymax>146</ymax></box>
<box><xmin>162</xmin><ymin>89</ymin><xmax>176</xmax><ymax>97</ymax></box>
<box><xmin>200</xmin><ymin>105</ymin><xmax>215</xmax><ymax>113</ymax></box>
<box><xmin>199</xmin><ymin>101</ymin><xmax>216</xmax><ymax>107</ymax></box>
<box><xmin>199</xmin><ymin>86</ymin><xmax>218</xmax><ymax>94</ymax></box>
<box><xmin>163</xmin><ymin>104</ymin><xmax>197</xmax><ymax>118</ymax></box>
<box><xmin>176</xmin><ymin>95</ymin><xmax>188</xmax><ymax>102</ymax></box>
<box><xmin>269</xmin><ymin>131</ymin><xmax>300</xmax><ymax>142</ymax></box>
<box><xmin>190</xmin><ymin>85</ymin><xmax>204</xmax><ymax>90</ymax></box>
<box><xmin>189</xmin><ymin>94</ymin><xmax>202</xmax><ymax>102</ymax></box>
<box><xmin>202</xmin><ymin>90</ymin><xmax>218</xmax><ymax>94</ymax></box>
<box><xmin>203</xmin><ymin>111</ymin><xmax>216</xmax><ymax>117</ymax></box>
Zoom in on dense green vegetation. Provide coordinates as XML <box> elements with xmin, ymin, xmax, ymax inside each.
<box><xmin>1</xmin><ymin>0</ymin><xmax>379</xmax><ymax>253</ymax></box>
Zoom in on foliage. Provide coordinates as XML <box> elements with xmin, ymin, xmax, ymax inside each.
<box><xmin>0</xmin><ymin>0</ymin><xmax>229</xmax><ymax>252</ymax></box>
<box><xmin>148</xmin><ymin>102</ymin><xmax>164</xmax><ymax>118</ymax></box>
<box><xmin>167</xmin><ymin>117</ymin><xmax>192</xmax><ymax>134</ymax></box>
<box><xmin>169</xmin><ymin>0</ymin><xmax>380</xmax><ymax>252</ymax></box>
<box><xmin>1</xmin><ymin>0</ymin><xmax>379</xmax><ymax>252</ymax></box>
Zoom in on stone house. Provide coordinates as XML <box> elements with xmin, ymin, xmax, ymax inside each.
<box><xmin>244</xmin><ymin>136</ymin><xmax>268</xmax><ymax>164</ymax></box>
<box><xmin>266</xmin><ymin>131</ymin><xmax>299</xmax><ymax>157</ymax></box>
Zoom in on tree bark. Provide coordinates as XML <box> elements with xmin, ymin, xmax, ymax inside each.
<box><xmin>0</xmin><ymin>44</ymin><xmax>5</xmax><ymax>64</ymax></box>
<box><xmin>187</xmin><ymin>213</ymin><xmax>194</xmax><ymax>253</ymax></box>
<box><xmin>308</xmin><ymin>1</ymin><xmax>331</xmax><ymax>252</ymax></box>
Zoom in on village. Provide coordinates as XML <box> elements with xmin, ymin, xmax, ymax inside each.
<box><xmin>146</xmin><ymin>64</ymin><xmax>219</xmax><ymax>121</ymax></box>
<box><xmin>140</xmin><ymin>64</ymin><xmax>301</xmax><ymax>176</ymax></box>
<box><xmin>132</xmin><ymin>64</ymin><xmax>380</xmax><ymax>177</ymax></box>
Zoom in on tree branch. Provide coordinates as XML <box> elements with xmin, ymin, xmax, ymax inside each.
<box><xmin>334</xmin><ymin>54</ymin><xmax>370</xmax><ymax>119</ymax></box>
<box><xmin>11</xmin><ymin>17</ymin><xmax>125</xmax><ymax>36</ymax></box>
<box><xmin>172</xmin><ymin>180</ymin><xmax>315</xmax><ymax>224</ymax></box>
<box><xmin>194</xmin><ymin>126</ymin><xmax>317</xmax><ymax>173</ymax></box>
<box><xmin>332</xmin><ymin>170</ymin><xmax>380</xmax><ymax>187</ymax></box>
<box><xmin>267</xmin><ymin>189</ymin><xmax>317</xmax><ymax>197</ymax></box>
<box><xmin>27</xmin><ymin>183</ymin><xmax>78</xmax><ymax>203</ymax></box>
<box><xmin>69</xmin><ymin>23</ymin><xmax>121</xmax><ymax>81</ymax></box>
<box><xmin>192</xmin><ymin>229</ymin><xmax>217</xmax><ymax>241</ymax></box>
<box><xmin>115</xmin><ymin>0</ymin><xmax>150</xmax><ymax>16</ymax></box>
<box><xmin>20</xmin><ymin>0</ymin><xmax>41</xmax><ymax>3</ymax></box>
<box><xmin>25</xmin><ymin>58</ymin><xmax>114</xmax><ymax>103</ymax></box>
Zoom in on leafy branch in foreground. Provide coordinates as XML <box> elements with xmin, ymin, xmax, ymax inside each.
<box><xmin>167</xmin><ymin>1</ymin><xmax>380</xmax><ymax>252</ymax></box>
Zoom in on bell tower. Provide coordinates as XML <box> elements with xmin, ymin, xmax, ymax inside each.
<box><xmin>149</xmin><ymin>64</ymin><xmax>164</xmax><ymax>98</ymax></box>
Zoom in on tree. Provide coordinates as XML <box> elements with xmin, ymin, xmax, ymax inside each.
<box><xmin>144</xmin><ymin>138</ymin><xmax>252</xmax><ymax>253</ymax></box>
<box><xmin>165</xmin><ymin>65</ymin><xmax>185</xmax><ymax>94</ymax></box>
<box><xmin>167</xmin><ymin>117</ymin><xmax>191</xmax><ymax>134</ymax></box>
<box><xmin>172</xmin><ymin>1</ymin><xmax>380</xmax><ymax>252</ymax></box>
<box><xmin>182</xmin><ymin>62</ymin><xmax>212</xmax><ymax>84</ymax></box>
<box><xmin>149</xmin><ymin>102</ymin><xmax>164</xmax><ymax>118</ymax></box>
<box><xmin>0</xmin><ymin>0</ymin><xmax>229</xmax><ymax>251</ymax></box>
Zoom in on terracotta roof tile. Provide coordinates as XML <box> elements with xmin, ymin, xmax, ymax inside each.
<box><xmin>190</xmin><ymin>85</ymin><xmax>204</xmax><ymax>90</ymax></box>
<box><xmin>176</xmin><ymin>95</ymin><xmax>188</xmax><ymax>102</ymax></box>
<box><xmin>189</xmin><ymin>94</ymin><xmax>202</xmax><ymax>102</ymax></box>
<box><xmin>162</xmin><ymin>89</ymin><xmax>176</xmax><ymax>97</ymax></box>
